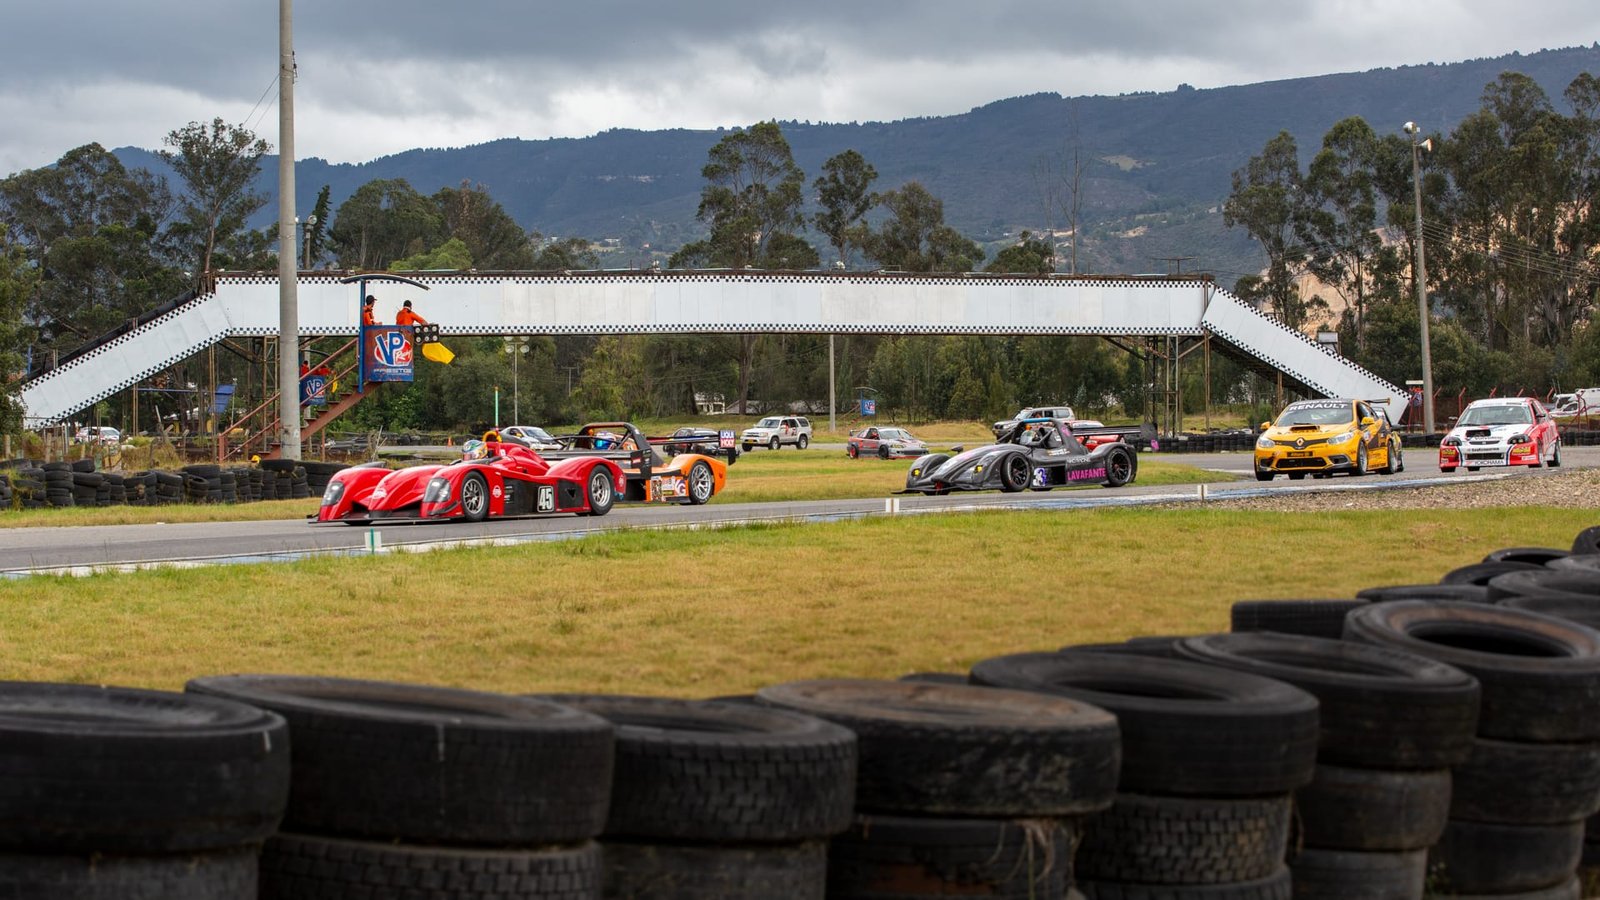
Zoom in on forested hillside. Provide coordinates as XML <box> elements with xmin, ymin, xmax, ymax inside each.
<box><xmin>111</xmin><ymin>44</ymin><xmax>1600</xmax><ymax>277</ymax></box>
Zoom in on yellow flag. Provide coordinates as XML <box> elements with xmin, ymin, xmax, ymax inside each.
<box><xmin>422</xmin><ymin>343</ymin><xmax>455</xmax><ymax>365</ymax></box>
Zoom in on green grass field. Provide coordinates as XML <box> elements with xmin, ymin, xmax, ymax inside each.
<box><xmin>1</xmin><ymin>505</ymin><xmax>1590</xmax><ymax>696</ymax></box>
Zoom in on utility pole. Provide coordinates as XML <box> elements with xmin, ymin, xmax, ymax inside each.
<box><xmin>1405</xmin><ymin>121</ymin><xmax>1437</xmax><ymax>434</ymax></box>
<box><xmin>276</xmin><ymin>0</ymin><xmax>301</xmax><ymax>459</ymax></box>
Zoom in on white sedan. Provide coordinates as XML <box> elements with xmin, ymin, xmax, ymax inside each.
<box><xmin>498</xmin><ymin>425</ymin><xmax>563</xmax><ymax>451</ymax></box>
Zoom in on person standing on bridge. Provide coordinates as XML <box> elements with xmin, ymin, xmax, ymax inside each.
<box><xmin>362</xmin><ymin>294</ymin><xmax>379</xmax><ymax>327</ymax></box>
<box><xmin>395</xmin><ymin>299</ymin><xmax>427</xmax><ymax>327</ymax></box>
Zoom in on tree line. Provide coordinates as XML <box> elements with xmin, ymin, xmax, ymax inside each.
<box><xmin>5</xmin><ymin>67</ymin><xmax>1599</xmax><ymax>438</ymax></box>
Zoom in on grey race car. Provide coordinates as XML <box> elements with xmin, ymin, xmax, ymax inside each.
<box><xmin>899</xmin><ymin>418</ymin><xmax>1147</xmax><ymax>494</ymax></box>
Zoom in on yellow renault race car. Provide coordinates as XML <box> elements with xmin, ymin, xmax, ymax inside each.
<box><xmin>1254</xmin><ymin>398</ymin><xmax>1402</xmax><ymax>481</ymax></box>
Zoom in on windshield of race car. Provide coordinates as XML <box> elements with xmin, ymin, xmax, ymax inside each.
<box><xmin>1274</xmin><ymin>404</ymin><xmax>1354</xmax><ymax>427</ymax></box>
<box><xmin>879</xmin><ymin>428</ymin><xmax>912</xmax><ymax>441</ymax></box>
<box><xmin>1458</xmin><ymin>405</ymin><xmax>1532</xmax><ymax>426</ymax></box>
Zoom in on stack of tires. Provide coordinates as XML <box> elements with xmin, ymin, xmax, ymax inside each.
<box><xmin>41</xmin><ymin>462</ymin><xmax>74</xmax><ymax>507</ymax></box>
<box><xmin>0</xmin><ymin>682</ymin><xmax>289</xmax><ymax>899</ymax></box>
<box><xmin>70</xmin><ymin>469</ymin><xmax>101</xmax><ymax>506</ymax></box>
<box><xmin>1173</xmin><ymin>633</ymin><xmax>1479</xmax><ymax>899</ymax></box>
<box><xmin>9</xmin><ymin>468</ymin><xmax>46</xmax><ymax>508</ymax></box>
<box><xmin>536</xmin><ymin>693</ymin><xmax>856</xmax><ymax>899</ymax></box>
<box><xmin>189</xmin><ymin>675</ymin><xmax>613</xmax><ymax>900</ymax></box>
<box><xmin>1345</xmin><ymin>602</ymin><xmax>1600</xmax><ymax>898</ymax></box>
<box><xmin>970</xmin><ymin>652</ymin><xmax>1319</xmax><ymax>899</ymax></box>
<box><xmin>299</xmin><ymin>461</ymin><xmax>348</xmax><ymax>496</ymax></box>
<box><xmin>755</xmin><ymin>678</ymin><xmax>1119</xmax><ymax>899</ymax></box>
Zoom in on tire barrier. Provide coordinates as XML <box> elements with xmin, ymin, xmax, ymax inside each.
<box><xmin>532</xmin><ymin>694</ymin><xmax>856</xmax><ymax>899</ymax></box>
<box><xmin>1345</xmin><ymin>599</ymin><xmax>1600</xmax><ymax>895</ymax></box>
<box><xmin>0</xmin><ymin>683</ymin><xmax>289</xmax><ymax>899</ymax></box>
<box><xmin>1228</xmin><ymin>599</ymin><xmax>1370</xmax><ymax>640</ymax></box>
<box><xmin>2</xmin><ymin>458</ymin><xmax>344</xmax><ymax>509</ymax></box>
<box><xmin>754</xmin><ymin>678</ymin><xmax>1116</xmax><ymax>899</ymax></box>
<box><xmin>970</xmin><ymin>653</ymin><xmax>1315</xmax><ymax>898</ymax></box>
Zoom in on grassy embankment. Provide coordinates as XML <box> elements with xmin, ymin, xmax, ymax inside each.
<box><xmin>0</xmin><ymin>505</ymin><xmax>1589</xmax><ymax>695</ymax></box>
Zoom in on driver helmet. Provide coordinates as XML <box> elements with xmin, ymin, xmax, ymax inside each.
<box><xmin>592</xmin><ymin>430</ymin><xmax>622</xmax><ymax>450</ymax></box>
<box><xmin>462</xmin><ymin>439</ymin><xmax>487</xmax><ymax>461</ymax></box>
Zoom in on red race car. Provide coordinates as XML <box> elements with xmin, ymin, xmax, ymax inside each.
<box><xmin>315</xmin><ymin>437</ymin><xmax>623</xmax><ymax>524</ymax></box>
<box><xmin>1439</xmin><ymin>397</ymin><xmax>1563</xmax><ymax>472</ymax></box>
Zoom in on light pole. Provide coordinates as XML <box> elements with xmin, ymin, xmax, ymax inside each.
<box><xmin>1405</xmin><ymin>121</ymin><xmax>1436</xmax><ymax>433</ymax></box>
<box><xmin>302</xmin><ymin>214</ymin><xmax>317</xmax><ymax>269</ymax></box>
<box><xmin>504</xmin><ymin>336</ymin><xmax>530</xmax><ymax>423</ymax></box>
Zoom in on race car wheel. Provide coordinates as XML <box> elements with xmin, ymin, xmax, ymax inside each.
<box><xmin>586</xmin><ymin>468</ymin><xmax>615</xmax><ymax>517</ymax></box>
<box><xmin>1467</xmin><ymin>465</ymin><xmax>1479</xmax><ymax>472</ymax></box>
<box><xmin>742</xmin><ymin>443</ymin><xmax>753</xmax><ymax>452</ymax></box>
<box><xmin>847</xmin><ymin>444</ymin><xmax>858</xmax><ymax>458</ymax></box>
<box><xmin>1551</xmin><ymin>441</ymin><xmax>1563</xmax><ymax>467</ymax></box>
<box><xmin>1103</xmin><ymin>447</ymin><xmax>1135</xmax><ymax>488</ymax></box>
<box><xmin>686</xmin><ymin>461</ymin><xmax>714</xmax><ymax>506</ymax></box>
<box><xmin>797</xmin><ymin>434</ymin><xmax>809</xmax><ymax>450</ymax></box>
<box><xmin>1354</xmin><ymin>444</ymin><xmax>1368</xmax><ymax>476</ymax></box>
<box><xmin>1255</xmin><ymin>470</ymin><xmax>1273</xmax><ymax>481</ymax></box>
<box><xmin>460</xmin><ymin>472</ymin><xmax>489</xmax><ymax>522</ymax></box>
<box><xmin>1000</xmin><ymin>455</ymin><xmax>1030</xmax><ymax>492</ymax></box>
<box><xmin>1380</xmin><ymin>441</ymin><xmax>1398</xmax><ymax>474</ymax></box>
<box><xmin>1441</xmin><ymin>466</ymin><xmax>1456</xmax><ymax>473</ymax></box>
<box><xmin>1395</xmin><ymin>441</ymin><xmax>1405</xmax><ymax>472</ymax></box>
<box><xmin>878</xmin><ymin>445</ymin><xmax>891</xmax><ymax>460</ymax></box>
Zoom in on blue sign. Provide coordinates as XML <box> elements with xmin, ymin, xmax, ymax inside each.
<box><xmin>860</xmin><ymin>398</ymin><xmax>876</xmax><ymax>416</ymax></box>
<box><xmin>300</xmin><ymin>374</ymin><xmax>328</xmax><ymax>407</ymax></box>
<box><xmin>362</xmin><ymin>325</ymin><xmax>415</xmax><ymax>383</ymax></box>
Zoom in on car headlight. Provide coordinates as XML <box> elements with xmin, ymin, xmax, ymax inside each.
<box><xmin>1329</xmin><ymin>431</ymin><xmax>1355</xmax><ymax>445</ymax></box>
<box><xmin>1509</xmin><ymin>434</ymin><xmax>1530</xmax><ymax>444</ymax></box>
<box><xmin>1443</xmin><ymin>436</ymin><xmax>1461</xmax><ymax>447</ymax></box>
<box><xmin>320</xmin><ymin>481</ymin><xmax>344</xmax><ymax>506</ymax></box>
<box><xmin>423</xmin><ymin>477</ymin><xmax>451</xmax><ymax>504</ymax></box>
<box><xmin>1256</xmin><ymin>436</ymin><xmax>1274</xmax><ymax>450</ymax></box>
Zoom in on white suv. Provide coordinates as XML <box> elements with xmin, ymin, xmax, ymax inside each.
<box><xmin>992</xmin><ymin>405</ymin><xmax>1076</xmax><ymax>439</ymax></box>
<box><xmin>741</xmin><ymin>416</ymin><xmax>812</xmax><ymax>451</ymax></box>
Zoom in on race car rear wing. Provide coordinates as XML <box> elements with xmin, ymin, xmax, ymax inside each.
<box><xmin>1063</xmin><ymin>422</ymin><xmax>1158</xmax><ymax>442</ymax></box>
<box><xmin>645</xmin><ymin>430</ymin><xmax>741</xmax><ymax>464</ymax></box>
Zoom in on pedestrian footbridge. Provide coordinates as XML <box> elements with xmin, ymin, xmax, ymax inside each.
<box><xmin>19</xmin><ymin>271</ymin><xmax>1402</xmax><ymax>426</ymax></box>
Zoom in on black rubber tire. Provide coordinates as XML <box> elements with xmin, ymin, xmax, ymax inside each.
<box><xmin>895</xmin><ymin>672</ymin><xmax>969</xmax><ymax>685</ymax></box>
<box><xmin>1486</xmin><ymin>547</ymin><xmax>1573</xmax><ymax>566</ymax></box>
<box><xmin>1428</xmin><ymin>819</ymin><xmax>1584</xmax><ymax>895</ymax></box>
<box><xmin>685</xmin><ymin>460</ymin><xmax>714</xmax><ymax>505</ymax></box>
<box><xmin>603</xmin><ymin>839</ymin><xmax>825</xmax><ymax>900</ymax></box>
<box><xmin>1498</xmin><ymin>595</ymin><xmax>1600</xmax><ymax>632</ymax></box>
<box><xmin>186</xmin><ymin>674</ymin><xmax>614</xmax><ymax>844</ymax></box>
<box><xmin>1488</xmin><ymin>570</ymin><xmax>1600</xmax><ymax>603</ymax></box>
<box><xmin>847</xmin><ymin>444</ymin><xmax>858</xmax><ymax>458</ymax></box>
<box><xmin>769</xmin><ymin>436</ymin><xmax>780</xmax><ymax>451</ymax></box>
<box><xmin>0</xmin><ymin>846</ymin><xmax>259</xmax><ymax>899</ymax></box>
<box><xmin>1174</xmin><ymin>631</ymin><xmax>1480</xmax><ymax>769</ymax></box>
<box><xmin>753</xmin><ymin>678</ymin><xmax>1119</xmax><ymax>816</ymax></box>
<box><xmin>585</xmin><ymin>467</ymin><xmax>615</xmax><ymax>516</ymax></box>
<box><xmin>1292</xmin><ymin>764</ymin><xmax>1451</xmax><ymax>851</ymax></box>
<box><xmin>1343</xmin><ymin>600</ymin><xmax>1600</xmax><ymax>742</ymax></box>
<box><xmin>1285</xmin><ymin>847</ymin><xmax>1425</xmax><ymax>900</ymax></box>
<box><xmin>460</xmin><ymin>471</ymin><xmax>490</xmax><ymax>521</ymax></box>
<box><xmin>1103</xmin><ymin>446</ymin><xmax>1136</xmax><ymax>487</ymax></box>
<box><xmin>0</xmin><ymin>682</ymin><xmax>289</xmax><ymax>854</ymax></box>
<box><xmin>259</xmin><ymin>833</ymin><xmax>600</xmax><ymax>900</ymax></box>
<box><xmin>1354</xmin><ymin>444</ymin><xmax>1368</xmax><ymax>475</ymax></box>
<box><xmin>1228</xmin><ymin>599</ymin><xmax>1369</xmax><ymax>640</ymax></box>
<box><xmin>969</xmin><ymin>652</ymin><xmax>1319</xmax><ymax>796</ymax></box>
<box><xmin>1255</xmin><ymin>470</ymin><xmax>1273</xmax><ymax>481</ymax></box>
<box><xmin>1571</xmin><ymin>526</ymin><xmax>1600</xmax><ymax>555</ymax></box>
<box><xmin>533</xmin><ymin>694</ymin><xmax>856</xmax><ymax>842</ymax></box>
<box><xmin>1061</xmin><ymin>636</ymin><xmax>1185</xmax><ymax>658</ymax></box>
<box><xmin>1443</xmin><ymin>561</ymin><xmax>1546</xmax><ymax>585</ymax></box>
<box><xmin>1076</xmin><ymin>792</ymin><xmax>1290</xmax><ymax>885</ymax></box>
<box><xmin>1547</xmin><ymin>555</ymin><xmax>1600</xmax><ymax>575</ymax></box>
<box><xmin>1077</xmin><ymin>865</ymin><xmax>1291</xmax><ymax>899</ymax></box>
<box><xmin>797</xmin><ymin>434</ymin><xmax>809</xmax><ymax>450</ymax></box>
<box><xmin>1000</xmin><ymin>454</ymin><xmax>1030</xmax><ymax>492</ymax></box>
<box><xmin>1356</xmin><ymin>583</ymin><xmax>1493</xmax><ymax>603</ymax></box>
<box><xmin>827</xmin><ymin>814</ymin><xmax>1075</xmax><ymax>900</ymax></box>
<box><xmin>1449</xmin><ymin>735</ymin><xmax>1600</xmax><ymax>825</ymax></box>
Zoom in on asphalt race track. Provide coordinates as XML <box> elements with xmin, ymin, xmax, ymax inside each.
<box><xmin>4</xmin><ymin>447</ymin><xmax>1597</xmax><ymax>577</ymax></box>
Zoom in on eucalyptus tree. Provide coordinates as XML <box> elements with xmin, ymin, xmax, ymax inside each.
<box><xmin>670</xmin><ymin>121</ymin><xmax>812</xmax><ymax>269</ymax></box>
<box><xmin>158</xmin><ymin>118</ymin><xmax>270</xmax><ymax>280</ymax></box>
<box><xmin>1298</xmin><ymin>117</ymin><xmax>1382</xmax><ymax>351</ymax></box>
<box><xmin>327</xmin><ymin>179</ymin><xmax>443</xmax><ymax>270</ymax></box>
<box><xmin>433</xmin><ymin>181</ymin><xmax>534</xmax><ymax>269</ymax></box>
<box><xmin>812</xmin><ymin>149</ymin><xmax>878</xmax><ymax>268</ymax></box>
<box><xmin>1223</xmin><ymin>131</ymin><xmax>1322</xmax><ymax>331</ymax></box>
<box><xmin>865</xmin><ymin>182</ymin><xmax>984</xmax><ymax>273</ymax></box>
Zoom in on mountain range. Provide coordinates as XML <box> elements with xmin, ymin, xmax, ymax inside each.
<box><xmin>114</xmin><ymin>44</ymin><xmax>1600</xmax><ymax>283</ymax></box>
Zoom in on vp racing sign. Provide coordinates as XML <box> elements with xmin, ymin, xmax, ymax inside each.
<box><xmin>363</xmin><ymin>326</ymin><xmax>415</xmax><ymax>382</ymax></box>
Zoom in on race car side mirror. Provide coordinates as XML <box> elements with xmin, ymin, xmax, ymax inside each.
<box><xmin>1260</xmin><ymin>421</ymin><xmax>1270</xmax><ymax>431</ymax></box>
<box><xmin>1361</xmin><ymin>416</ymin><xmax>1376</xmax><ymax>427</ymax></box>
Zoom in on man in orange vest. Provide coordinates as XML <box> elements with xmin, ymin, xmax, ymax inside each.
<box><xmin>361</xmin><ymin>294</ymin><xmax>378</xmax><ymax>327</ymax></box>
<box><xmin>395</xmin><ymin>299</ymin><xmax>427</xmax><ymax>327</ymax></box>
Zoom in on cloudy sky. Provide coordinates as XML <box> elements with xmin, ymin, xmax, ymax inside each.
<box><xmin>2</xmin><ymin>1</ymin><xmax>1597</xmax><ymax>176</ymax></box>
